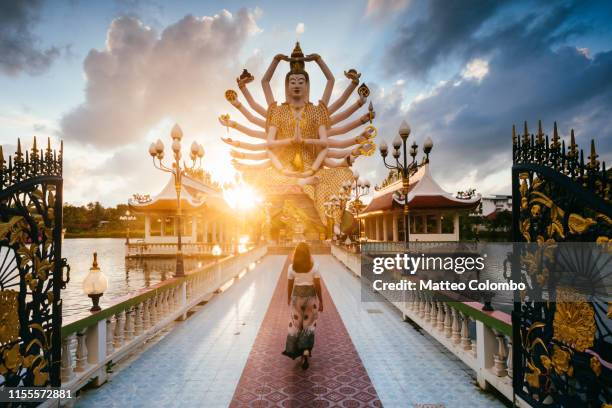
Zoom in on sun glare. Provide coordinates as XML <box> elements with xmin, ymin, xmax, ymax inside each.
<box><xmin>222</xmin><ymin>183</ymin><xmax>261</xmax><ymax>210</ymax></box>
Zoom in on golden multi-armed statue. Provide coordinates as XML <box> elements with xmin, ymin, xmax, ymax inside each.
<box><xmin>220</xmin><ymin>42</ymin><xmax>376</xmax><ymax>225</ymax></box>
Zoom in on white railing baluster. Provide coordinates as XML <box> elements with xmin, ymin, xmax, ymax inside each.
<box><xmin>124</xmin><ymin>307</ymin><xmax>134</xmax><ymax>342</ymax></box>
<box><xmin>74</xmin><ymin>330</ymin><xmax>87</xmax><ymax>372</ymax></box>
<box><xmin>451</xmin><ymin>307</ymin><xmax>461</xmax><ymax>344</ymax></box>
<box><xmin>106</xmin><ymin>318</ymin><xmax>114</xmax><ymax>355</ymax></box>
<box><xmin>134</xmin><ymin>303</ymin><xmax>143</xmax><ymax>337</ymax></box>
<box><xmin>444</xmin><ymin>304</ymin><xmax>452</xmax><ymax>338</ymax></box>
<box><xmin>61</xmin><ymin>334</ymin><xmax>75</xmax><ymax>382</ymax></box>
<box><xmin>113</xmin><ymin>311</ymin><xmax>124</xmax><ymax>349</ymax></box>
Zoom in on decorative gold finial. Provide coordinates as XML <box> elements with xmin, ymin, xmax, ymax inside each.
<box><xmin>91</xmin><ymin>252</ymin><xmax>98</xmax><ymax>269</ymax></box>
<box><xmin>512</xmin><ymin>124</ymin><xmax>516</xmax><ymax>143</ymax></box>
<box><xmin>290</xmin><ymin>42</ymin><xmax>305</xmax><ymax>72</ymax></box>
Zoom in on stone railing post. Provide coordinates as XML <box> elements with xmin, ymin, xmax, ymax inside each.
<box><xmin>476</xmin><ymin>321</ymin><xmax>497</xmax><ymax>389</ymax></box>
<box><xmin>86</xmin><ymin>319</ymin><xmax>107</xmax><ymax>386</ymax></box>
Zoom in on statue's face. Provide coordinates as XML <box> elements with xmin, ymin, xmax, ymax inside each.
<box><xmin>288</xmin><ymin>74</ymin><xmax>307</xmax><ymax>99</ymax></box>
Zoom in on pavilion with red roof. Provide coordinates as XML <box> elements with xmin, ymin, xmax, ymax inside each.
<box><xmin>358</xmin><ymin>163</ymin><xmax>480</xmax><ymax>242</ymax></box>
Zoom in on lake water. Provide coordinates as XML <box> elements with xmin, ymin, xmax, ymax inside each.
<box><xmin>62</xmin><ymin>238</ymin><xmax>213</xmax><ymax>322</ymax></box>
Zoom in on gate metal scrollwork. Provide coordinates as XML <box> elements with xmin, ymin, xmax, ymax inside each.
<box><xmin>510</xmin><ymin>121</ymin><xmax>611</xmax><ymax>407</ymax></box>
<box><xmin>0</xmin><ymin>138</ymin><xmax>66</xmax><ymax>390</ymax></box>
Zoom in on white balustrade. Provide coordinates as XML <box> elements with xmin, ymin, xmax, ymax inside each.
<box><xmin>330</xmin><ymin>243</ymin><xmax>514</xmax><ymax>403</ymax></box>
<box><xmin>58</xmin><ymin>245</ymin><xmax>267</xmax><ymax>403</ymax></box>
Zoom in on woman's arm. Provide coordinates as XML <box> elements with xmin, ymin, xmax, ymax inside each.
<box><xmin>286</xmin><ymin>251</ymin><xmax>294</xmax><ymax>305</ymax></box>
<box><xmin>314</xmin><ymin>277</ymin><xmax>323</xmax><ymax>312</ymax></box>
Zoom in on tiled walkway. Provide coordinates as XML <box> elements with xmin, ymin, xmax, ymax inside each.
<box><xmin>77</xmin><ymin>254</ymin><xmax>506</xmax><ymax>408</ymax></box>
<box><xmin>230</xmin><ymin>255</ymin><xmax>381</xmax><ymax>407</ymax></box>
<box><xmin>316</xmin><ymin>256</ymin><xmax>505</xmax><ymax>408</ymax></box>
<box><xmin>77</xmin><ymin>256</ymin><xmax>286</xmax><ymax>407</ymax></box>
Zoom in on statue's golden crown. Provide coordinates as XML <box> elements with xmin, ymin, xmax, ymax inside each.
<box><xmin>290</xmin><ymin>42</ymin><xmax>305</xmax><ymax>72</ymax></box>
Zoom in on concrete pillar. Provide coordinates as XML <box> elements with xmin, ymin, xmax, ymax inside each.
<box><xmin>160</xmin><ymin>217</ymin><xmax>165</xmax><ymax>237</ymax></box>
<box><xmin>437</xmin><ymin>214</ymin><xmax>442</xmax><ymax>234</ymax></box>
<box><xmin>212</xmin><ymin>221</ymin><xmax>217</xmax><ymax>243</ymax></box>
<box><xmin>203</xmin><ymin>221</ymin><xmax>209</xmax><ymax>243</ymax></box>
<box><xmin>375</xmin><ymin>216</ymin><xmax>381</xmax><ymax>241</ymax></box>
<box><xmin>392</xmin><ymin>214</ymin><xmax>399</xmax><ymax>242</ymax></box>
<box><xmin>144</xmin><ymin>214</ymin><xmax>151</xmax><ymax>240</ymax></box>
<box><xmin>382</xmin><ymin>214</ymin><xmax>388</xmax><ymax>242</ymax></box>
<box><xmin>219</xmin><ymin>221</ymin><xmax>224</xmax><ymax>243</ymax></box>
<box><xmin>453</xmin><ymin>213</ymin><xmax>460</xmax><ymax>241</ymax></box>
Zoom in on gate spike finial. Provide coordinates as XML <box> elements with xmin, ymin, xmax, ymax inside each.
<box><xmin>512</xmin><ymin>124</ymin><xmax>516</xmax><ymax>143</ymax></box>
<box><xmin>523</xmin><ymin>121</ymin><xmax>529</xmax><ymax>137</ymax></box>
<box><xmin>0</xmin><ymin>146</ymin><xmax>4</xmax><ymax>168</ymax></box>
<box><xmin>33</xmin><ymin>136</ymin><xmax>37</xmax><ymax>151</ymax></box>
<box><xmin>552</xmin><ymin>122</ymin><xmax>560</xmax><ymax>148</ymax></box>
<box><xmin>588</xmin><ymin>139</ymin><xmax>599</xmax><ymax>169</ymax></box>
<box><xmin>536</xmin><ymin>120</ymin><xmax>544</xmax><ymax>144</ymax></box>
<box><xmin>17</xmin><ymin>138</ymin><xmax>22</xmax><ymax>155</ymax></box>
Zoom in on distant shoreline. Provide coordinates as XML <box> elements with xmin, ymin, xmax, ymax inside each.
<box><xmin>65</xmin><ymin>231</ymin><xmax>144</xmax><ymax>239</ymax></box>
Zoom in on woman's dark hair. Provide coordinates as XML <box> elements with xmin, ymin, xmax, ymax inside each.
<box><xmin>292</xmin><ymin>242</ymin><xmax>313</xmax><ymax>273</ymax></box>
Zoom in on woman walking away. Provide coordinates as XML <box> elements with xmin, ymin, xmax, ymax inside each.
<box><xmin>282</xmin><ymin>242</ymin><xmax>323</xmax><ymax>369</ymax></box>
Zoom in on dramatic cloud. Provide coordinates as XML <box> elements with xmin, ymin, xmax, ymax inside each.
<box><xmin>0</xmin><ymin>0</ymin><xmax>61</xmax><ymax>76</ymax></box>
<box><xmin>379</xmin><ymin>0</ymin><xmax>612</xmax><ymax>194</ymax></box>
<box><xmin>61</xmin><ymin>9</ymin><xmax>261</xmax><ymax>149</ymax></box>
<box><xmin>364</xmin><ymin>0</ymin><xmax>410</xmax><ymax>20</ymax></box>
<box><xmin>385</xmin><ymin>0</ymin><xmax>503</xmax><ymax>78</ymax></box>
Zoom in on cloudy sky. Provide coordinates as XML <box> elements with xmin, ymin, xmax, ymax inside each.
<box><xmin>1</xmin><ymin>0</ymin><xmax>611</xmax><ymax>206</ymax></box>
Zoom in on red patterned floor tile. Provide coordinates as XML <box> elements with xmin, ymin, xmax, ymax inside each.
<box><xmin>230</xmin><ymin>256</ymin><xmax>381</xmax><ymax>407</ymax></box>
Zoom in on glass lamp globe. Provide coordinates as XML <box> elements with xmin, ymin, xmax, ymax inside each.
<box><xmin>212</xmin><ymin>244</ymin><xmax>222</xmax><ymax>257</ymax></box>
<box><xmin>82</xmin><ymin>252</ymin><xmax>108</xmax><ymax>312</ymax></box>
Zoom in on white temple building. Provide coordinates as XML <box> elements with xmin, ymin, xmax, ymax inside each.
<box><xmin>127</xmin><ymin>172</ymin><xmax>236</xmax><ymax>257</ymax></box>
<box><xmin>358</xmin><ymin>164</ymin><xmax>480</xmax><ymax>242</ymax></box>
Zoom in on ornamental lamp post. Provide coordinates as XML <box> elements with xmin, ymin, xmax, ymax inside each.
<box><xmin>379</xmin><ymin>121</ymin><xmax>433</xmax><ymax>245</ymax></box>
<box><xmin>82</xmin><ymin>252</ymin><xmax>108</xmax><ymax>313</ymax></box>
<box><xmin>148</xmin><ymin>124</ymin><xmax>204</xmax><ymax>277</ymax></box>
<box><xmin>119</xmin><ymin>210</ymin><xmax>136</xmax><ymax>244</ymax></box>
<box><xmin>347</xmin><ymin>169</ymin><xmax>370</xmax><ymax>243</ymax></box>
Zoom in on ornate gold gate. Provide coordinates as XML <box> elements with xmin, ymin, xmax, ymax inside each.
<box><xmin>510</xmin><ymin>122</ymin><xmax>611</xmax><ymax>407</ymax></box>
<box><xmin>0</xmin><ymin>138</ymin><xmax>68</xmax><ymax>388</ymax></box>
